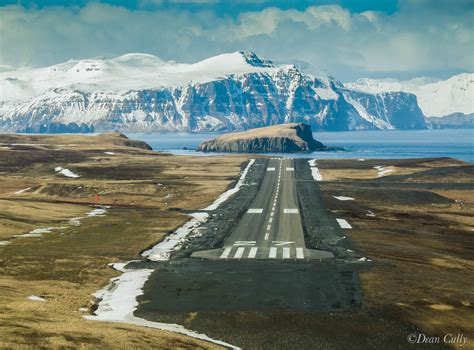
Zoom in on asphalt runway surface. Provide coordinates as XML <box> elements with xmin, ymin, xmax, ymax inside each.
<box><xmin>192</xmin><ymin>158</ymin><xmax>333</xmax><ymax>261</ymax></box>
<box><xmin>134</xmin><ymin>157</ymin><xmax>362</xmax><ymax>315</ymax></box>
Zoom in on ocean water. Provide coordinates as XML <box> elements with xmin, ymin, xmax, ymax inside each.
<box><xmin>130</xmin><ymin>129</ymin><xmax>474</xmax><ymax>162</ymax></box>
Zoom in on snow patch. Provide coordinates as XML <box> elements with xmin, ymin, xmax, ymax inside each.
<box><xmin>142</xmin><ymin>212</ymin><xmax>209</xmax><ymax>261</ymax></box>
<box><xmin>55</xmin><ymin>166</ymin><xmax>80</xmax><ymax>178</ymax></box>
<box><xmin>86</xmin><ymin>266</ymin><xmax>239</xmax><ymax>349</ymax></box>
<box><xmin>14</xmin><ymin>187</ymin><xmax>32</xmax><ymax>194</ymax></box>
<box><xmin>313</xmin><ymin>87</ymin><xmax>338</xmax><ymax>100</ymax></box>
<box><xmin>308</xmin><ymin>159</ymin><xmax>323</xmax><ymax>181</ymax></box>
<box><xmin>87</xmin><ymin>208</ymin><xmax>108</xmax><ymax>217</ymax></box>
<box><xmin>333</xmin><ymin>196</ymin><xmax>355</xmax><ymax>201</ymax></box>
<box><xmin>203</xmin><ymin>159</ymin><xmax>255</xmax><ymax>211</ymax></box>
<box><xmin>0</xmin><ymin>240</ymin><xmax>12</xmax><ymax>246</ymax></box>
<box><xmin>70</xmin><ymin>206</ymin><xmax>109</xmax><ymax>226</ymax></box>
<box><xmin>357</xmin><ymin>257</ymin><xmax>372</xmax><ymax>262</ymax></box>
<box><xmin>142</xmin><ymin>160</ymin><xmax>255</xmax><ymax>262</ymax></box>
<box><xmin>15</xmin><ymin>227</ymin><xmax>56</xmax><ymax>238</ymax></box>
<box><xmin>336</xmin><ymin>218</ymin><xmax>352</xmax><ymax>229</ymax></box>
<box><xmin>374</xmin><ymin>165</ymin><xmax>394</xmax><ymax>177</ymax></box>
<box><xmin>344</xmin><ymin>94</ymin><xmax>394</xmax><ymax>129</ymax></box>
<box><xmin>104</xmin><ymin>151</ymin><xmax>115</xmax><ymax>155</ymax></box>
<box><xmin>27</xmin><ymin>295</ymin><xmax>46</xmax><ymax>302</ymax></box>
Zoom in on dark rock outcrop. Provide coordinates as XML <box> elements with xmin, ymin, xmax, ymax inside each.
<box><xmin>198</xmin><ymin>123</ymin><xmax>325</xmax><ymax>153</ymax></box>
<box><xmin>98</xmin><ymin>132</ymin><xmax>153</xmax><ymax>150</ymax></box>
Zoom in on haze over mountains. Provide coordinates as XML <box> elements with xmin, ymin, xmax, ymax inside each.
<box><xmin>0</xmin><ymin>51</ymin><xmax>471</xmax><ymax>133</ymax></box>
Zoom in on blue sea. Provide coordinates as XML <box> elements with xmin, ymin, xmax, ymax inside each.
<box><xmin>128</xmin><ymin>129</ymin><xmax>473</xmax><ymax>162</ymax></box>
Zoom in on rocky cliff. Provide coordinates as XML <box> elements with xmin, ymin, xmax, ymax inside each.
<box><xmin>0</xmin><ymin>51</ymin><xmax>427</xmax><ymax>133</ymax></box>
<box><xmin>198</xmin><ymin>123</ymin><xmax>325</xmax><ymax>153</ymax></box>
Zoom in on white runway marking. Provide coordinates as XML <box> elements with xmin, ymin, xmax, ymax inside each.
<box><xmin>272</xmin><ymin>241</ymin><xmax>294</xmax><ymax>246</ymax></box>
<box><xmin>269</xmin><ymin>247</ymin><xmax>277</xmax><ymax>258</ymax></box>
<box><xmin>220</xmin><ymin>248</ymin><xmax>231</xmax><ymax>259</ymax></box>
<box><xmin>333</xmin><ymin>196</ymin><xmax>355</xmax><ymax>201</ymax></box>
<box><xmin>269</xmin><ymin>218</ymin><xmax>273</xmax><ymax>223</ymax></box>
<box><xmin>267</xmin><ymin>224</ymin><xmax>271</xmax><ymax>230</ymax></box>
<box><xmin>267</xmin><ymin>167</ymin><xmax>275</xmax><ymax>171</ymax></box>
<box><xmin>296</xmin><ymin>248</ymin><xmax>304</xmax><ymax>259</ymax></box>
<box><xmin>248</xmin><ymin>247</ymin><xmax>258</xmax><ymax>258</ymax></box>
<box><xmin>283</xmin><ymin>209</ymin><xmax>299</xmax><ymax>214</ymax></box>
<box><xmin>286</xmin><ymin>167</ymin><xmax>294</xmax><ymax>171</ymax></box>
<box><xmin>283</xmin><ymin>247</ymin><xmax>290</xmax><ymax>259</ymax></box>
<box><xmin>234</xmin><ymin>247</ymin><xmax>245</xmax><ymax>259</ymax></box>
<box><xmin>247</xmin><ymin>208</ymin><xmax>263</xmax><ymax>213</ymax></box>
<box><xmin>270</xmin><ymin>212</ymin><xmax>274</xmax><ymax>217</ymax></box>
<box><xmin>264</xmin><ymin>233</ymin><xmax>269</xmax><ymax>240</ymax></box>
<box><xmin>234</xmin><ymin>241</ymin><xmax>256</xmax><ymax>246</ymax></box>
<box><xmin>336</xmin><ymin>218</ymin><xmax>352</xmax><ymax>229</ymax></box>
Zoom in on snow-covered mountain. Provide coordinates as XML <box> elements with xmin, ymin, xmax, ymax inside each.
<box><xmin>347</xmin><ymin>73</ymin><xmax>473</xmax><ymax>118</ymax></box>
<box><xmin>0</xmin><ymin>51</ymin><xmax>426</xmax><ymax>133</ymax></box>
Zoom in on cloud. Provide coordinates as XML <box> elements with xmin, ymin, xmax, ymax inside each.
<box><xmin>0</xmin><ymin>1</ymin><xmax>472</xmax><ymax>80</ymax></box>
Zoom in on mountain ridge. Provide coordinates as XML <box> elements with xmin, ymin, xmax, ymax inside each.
<box><xmin>346</xmin><ymin>73</ymin><xmax>473</xmax><ymax>118</ymax></box>
<box><xmin>1</xmin><ymin>51</ymin><xmax>466</xmax><ymax>133</ymax></box>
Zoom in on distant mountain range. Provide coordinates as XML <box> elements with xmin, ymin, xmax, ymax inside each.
<box><xmin>0</xmin><ymin>51</ymin><xmax>471</xmax><ymax>133</ymax></box>
<box><xmin>347</xmin><ymin>73</ymin><xmax>474</xmax><ymax>129</ymax></box>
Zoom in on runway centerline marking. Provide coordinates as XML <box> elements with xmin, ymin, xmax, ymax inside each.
<box><xmin>248</xmin><ymin>247</ymin><xmax>258</xmax><ymax>258</ymax></box>
<box><xmin>272</xmin><ymin>241</ymin><xmax>294</xmax><ymax>246</ymax></box>
<box><xmin>234</xmin><ymin>241</ymin><xmax>256</xmax><ymax>246</ymax></box>
<box><xmin>247</xmin><ymin>208</ymin><xmax>263</xmax><ymax>214</ymax></box>
<box><xmin>264</xmin><ymin>233</ymin><xmax>269</xmax><ymax>240</ymax></box>
<box><xmin>234</xmin><ymin>247</ymin><xmax>245</xmax><ymax>259</ymax></box>
<box><xmin>220</xmin><ymin>248</ymin><xmax>231</xmax><ymax>259</ymax></box>
<box><xmin>269</xmin><ymin>247</ymin><xmax>277</xmax><ymax>258</ymax></box>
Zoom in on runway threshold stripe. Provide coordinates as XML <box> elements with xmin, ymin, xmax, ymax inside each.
<box><xmin>220</xmin><ymin>248</ymin><xmax>231</xmax><ymax>259</ymax></box>
<box><xmin>234</xmin><ymin>247</ymin><xmax>245</xmax><ymax>259</ymax></box>
<box><xmin>296</xmin><ymin>248</ymin><xmax>304</xmax><ymax>259</ymax></box>
<box><xmin>283</xmin><ymin>247</ymin><xmax>290</xmax><ymax>259</ymax></box>
<box><xmin>336</xmin><ymin>218</ymin><xmax>352</xmax><ymax>229</ymax></box>
<box><xmin>248</xmin><ymin>247</ymin><xmax>258</xmax><ymax>258</ymax></box>
<box><xmin>269</xmin><ymin>247</ymin><xmax>277</xmax><ymax>258</ymax></box>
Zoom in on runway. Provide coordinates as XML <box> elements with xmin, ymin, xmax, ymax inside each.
<box><xmin>193</xmin><ymin>158</ymin><xmax>334</xmax><ymax>261</ymax></box>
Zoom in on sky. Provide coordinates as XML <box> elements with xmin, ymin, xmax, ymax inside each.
<box><xmin>0</xmin><ymin>0</ymin><xmax>472</xmax><ymax>81</ymax></box>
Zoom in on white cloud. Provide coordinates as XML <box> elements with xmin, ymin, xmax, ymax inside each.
<box><xmin>0</xmin><ymin>2</ymin><xmax>472</xmax><ymax>80</ymax></box>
